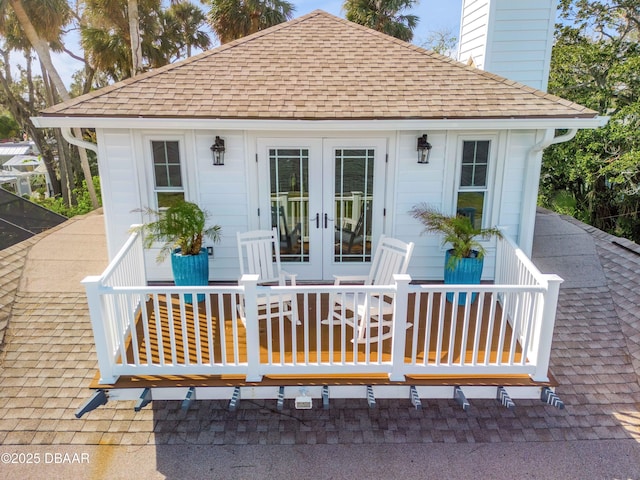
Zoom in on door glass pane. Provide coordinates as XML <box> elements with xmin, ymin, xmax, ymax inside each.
<box><xmin>334</xmin><ymin>149</ymin><xmax>374</xmax><ymax>262</ymax></box>
<box><xmin>269</xmin><ymin>148</ymin><xmax>308</xmax><ymax>262</ymax></box>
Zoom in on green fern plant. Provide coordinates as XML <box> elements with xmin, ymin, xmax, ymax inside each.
<box><xmin>132</xmin><ymin>201</ymin><xmax>221</xmax><ymax>262</ymax></box>
<box><xmin>410</xmin><ymin>203</ymin><xmax>502</xmax><ymax>269</ymax></box>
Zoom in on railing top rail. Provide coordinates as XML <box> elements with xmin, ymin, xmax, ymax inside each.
<box><xmin>100</xmin><ymin>228</ymin><xmax>142</xmax><ymax>285</ymax></box>
<box><xmin>498</xmin><ymin>228</ymin><xmax>554</xmax><ymax>287</ymax></box>
<box><xmin>101</xmin><ymin>282</ymin><xmax>545</xmax><ymax>296</ymax></box>
<box><xmin>410</xmin><ymin>283</ymin><xmax>547</xmax><ymax>294</ymax></box>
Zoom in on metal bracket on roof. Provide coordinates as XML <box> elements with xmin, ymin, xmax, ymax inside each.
<box><xmin>453</xmin><ymin>386</ymin><xmax>470</xmax><ymax>412</ymax></box>
<box><xmin>229</xmin><ymin>386</ymin><xmax>241</xmax><ymax>411</ymax></box>
<box><xmin>277</xmin><ymin>386</ymin><xmax>285</xmax><ymax>411</ymax></box>
<box><xmin>75</xmin><ymin>389</ymin><xmax>108</xmax><ymax>418</ymax></box>
<box><xmin>322</xmin><ymin>385</ymin><xmax>330</xmax><ymax>410</ymax></box>
<box><xmin>181</xmin><ymin>387</ymin><xmax>195</xmax><ymax>411</ymax></box>
<box><xmin>134</xmin><ymin>388</ymin><xmax>152</xmax><ymax>412</ymax></box>
<box><xmin>541</xmin><ymin>387</ymin><xmax>565</xmax><ymax>410</ymax></box>
<box><xmin>497</xmin><ymin>386</ymin><xmax>515</xmax><ymax>410</ymax></box>
<box><xmin>367</xmin><ymin>385</ymin><xmax>376</xmax><ymax>408</ymax></box>
<box><xmin>410</xmin><ymin>386</ymin><xmax>422</xmax><ymax>410</ymax></box>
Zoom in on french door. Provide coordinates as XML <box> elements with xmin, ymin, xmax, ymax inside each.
<box><xmin>257</xmin><ymin>138</ymin><xmax>387</xmax><ymax>280</ymax></box>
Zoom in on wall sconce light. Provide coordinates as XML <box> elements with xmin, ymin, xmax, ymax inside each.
<box><xmin>417</xmin><ymin>134</ymin><xmax>432</xmax><ymax>164</ymax></box>
<box><xmin>210</xmin><ymin>136</ymin><xmax>225</xmax><ymax>166</ymax></box>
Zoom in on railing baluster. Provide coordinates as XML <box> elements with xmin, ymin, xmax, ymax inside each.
<box><xmin>152</xmin><ymin>293</ymin><xmax>165</xmax><ymax>366</ymax></box>
<box><xmin>167</xmin><ymin>293</ymin><xmax>177</xmax><ymax>365</ymax></box>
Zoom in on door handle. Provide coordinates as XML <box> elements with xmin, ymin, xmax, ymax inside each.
<box><xmin>324</xmin><ymin>213</ymin><xmax>334</xmax><ymax>229</ymax></box>
<box><xmin>313</xmin><ymin>213</ymin><xmax>319</xmax><ymax>229</ymax></box>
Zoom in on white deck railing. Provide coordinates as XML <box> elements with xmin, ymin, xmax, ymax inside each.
<box><xmin>83</xmin><ymin>230</ymin><xmax>562</xmax><ymax>385</ymax></box>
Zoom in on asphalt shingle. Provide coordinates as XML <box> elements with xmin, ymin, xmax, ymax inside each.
<box><xmin>40</xmin><ymin>11</ymin><xmax>596</xmax><ymax>121</ymax></box>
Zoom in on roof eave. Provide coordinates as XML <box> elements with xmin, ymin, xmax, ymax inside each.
<box><xmin>31</xmin><ymin>116</ymin><xmax>608</xmax><ymax>131</ymax></box>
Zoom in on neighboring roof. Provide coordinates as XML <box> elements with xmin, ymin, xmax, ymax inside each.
<box><xmin>40</xmin><ymin>10</ymin><xmax>597</xmax><ymax>121</ymax></box>
<box><xmin>0</xmin><ymin>143</ymin><xmax>35</xmax><ymax>158</ymax></box>
<box><xmin>3</xmin><ymin>155</ymin><xmax>41</xmax><ymax>169</ymax></box>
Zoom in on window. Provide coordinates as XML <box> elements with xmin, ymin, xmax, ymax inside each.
<box><xmin>151</xmin><ymin>140</ymin><xmax>184</xmax><ymax>208</ymax></box>
<box><xmin>456</xmin><ymin>140</ymin><xmax>490</xmax><ymax>228</ymax></box>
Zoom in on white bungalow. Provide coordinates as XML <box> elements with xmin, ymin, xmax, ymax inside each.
<box><xmin>34</xmin><ymin>7</ymin><xmax>605</xmax><ymax>414</ymax></box>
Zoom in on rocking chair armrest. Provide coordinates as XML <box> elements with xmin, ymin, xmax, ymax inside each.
<box><xmin>280</xmin><ymin>270</ymin><xmax>297</xmax><ymax>285</ymax></box>
<box><xmin>333</xmin><ymin>275</ymin><xmax>368</xmax><ymax>285</ymax></box>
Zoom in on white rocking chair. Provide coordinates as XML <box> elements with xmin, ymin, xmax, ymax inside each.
<box><xmin>324</xmin><ymin>235</ymin><xmax>414</xmax><ymax>343</ymax></box>
<box><xmin>237</xmin><ymin>228</ymin><xmax>299</xmax><ymax>325</ymax></box>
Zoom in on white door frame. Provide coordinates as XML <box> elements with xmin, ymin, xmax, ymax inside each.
<box><xmin>255</xmin><ymin>136</ymin><xmax>389</xmax><ymax>280</ymax></box>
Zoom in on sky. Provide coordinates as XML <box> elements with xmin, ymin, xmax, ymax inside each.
<box><xmin>42</xmin><ymin>0</ymin><xmax>462</xmax><ymax>88</ymax></box>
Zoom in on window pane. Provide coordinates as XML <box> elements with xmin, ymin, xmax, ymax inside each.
<box><xmin>476</xmin><ymin>140</ymin><xmax>490</xmax><ymax>162</ymax></box>
<box><xmin>462</xmin><ymin>141</ymin><xmax>476</xmax><ymax>163</ymax></box>
<box><xmin>152</xmin><ymin>141</ymin><xmax>166</xmax><ymax>165</ymax></box>
<box><xmin>334</xmin><ymin>148</ymin><xmax>374</xmax><ymax>263</ymax></box>
<box><xmin>157</xmin><ymin>192</ymin><xmax>184</xmax><ymax>209</ymax></box>
<box><xmin>457</xmin><ymin>192</ymin><xmax>485</xmax><ymax>229</ymax></box>
<box><xmin>168</xmin><ymin>166</ymin><xmax>183</xmax><ymax>187</ymax></box>
<box><xmin>154</xmin><ymin>165</ymin><xmax>168</xmax><ymax>187</ymax></box>
<box><xmin>460</xmin><ymin>165</ymin><xmax>474</xmax><ymax>187</ymax></box>
<box><xmin>473</xmin><ymin>165</ymin><xmax>487</xmax><ymax>187</ymax></box>
<box><xmin>269</xmin><ymin>148</ymin><xmax>309</xmax><ymax>263</ymax></box>
<box><xmin>165</xmin><ymin>141</ymin><xmax>180</xmax><ymax>163</ymax></box>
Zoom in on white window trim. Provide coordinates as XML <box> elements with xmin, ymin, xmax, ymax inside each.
<box><xmin>451</xmin><ymin>134</ymin><xmax>498</xmax><ymax>229</ymax></box>
<box><xmin>142</xmin><ymin>134</ymin><xmax>190</xmax><ymax>210</ymax></box>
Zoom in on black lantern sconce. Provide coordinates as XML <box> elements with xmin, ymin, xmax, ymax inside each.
<box><xmin>210</xmin><ymin>136</ymin><xmax>225</xmax><ymax>166</ymax></box>
<box><xmin>417</xmin><ymin>134</ymin><xmax>432</xmax><ymax>164</ymax></box>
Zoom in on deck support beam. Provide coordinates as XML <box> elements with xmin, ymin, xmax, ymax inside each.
<box><xmin>322</xmin><ymin>385</ymin><xmax>329</xmax><ymax>410</ymax></box>
<box><xmin>541</xmin><ymin>387</ymin><xmax>565</xmax><ymax>409</ymax></box>
<box><xmin>228</xmin><ymin>387</ymin><xmax>241</xmax><ymax>411</ymax></box>
<box><xmin>134</xmin><ymin>388</ymin><xmax>152</xmax><ymax>412</ymax></box>
<box><xmin>75</xmin><ymin>389</ymin><xmax>108</xmax><ymax>418</ymax></box>
<box><xmin>454</xmin><ymin>386</ymin><xmax>470</xmax><ymax>411</ymax></box>
<box><xmin>367</xmin><ymin>385</ymin><xmax>376</xmax><ymax>408</ymax></box>
<box><xmin>181</xmin><ymin>387</ymin><xmax>195</xmax><ymax>411</ymax></box>
<box><xmin>497</xmin><ymin>387</ymin><xmax>515</xmax><ymax>410</ymax></box>
<box><xmin>410</xmin><ymin>386</ymin><xmax>422</xmax><ymax>410</ymax></box>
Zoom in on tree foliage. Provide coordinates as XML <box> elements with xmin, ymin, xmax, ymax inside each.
<box><xmin>541</xmin><ymin>0</ymin><xmax>640</xmax><ymax>242</ymax></box>
<box><xmin>343</xmin><ymin>0</ymin><xmax>418</xmax><ymax>42</ymax></box>
<box><xmin>205</xmin><ymin>0</ymin><xmax>294</xmax><ymax>44</ymax></box>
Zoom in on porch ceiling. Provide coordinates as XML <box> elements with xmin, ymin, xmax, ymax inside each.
<box><xmin>39</xmin><ymin>11</ymin><xmax>597</xmax><ymax>122</ymax></box>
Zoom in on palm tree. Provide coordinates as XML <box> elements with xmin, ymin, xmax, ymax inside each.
<box><xmin>2</xmin><ymin>0</ymin><xmax>99</xmax><ymax>209</ymax></box>
<box><xmin>164</xmin><ymin>1</ymin><xmax>211</xmax><ymax>58</ymax></box>
<box><xmin>343</xmin><ymin>0</ymin><xmax>419</xmax><ymax>42</ymax></box>
<box><xmin>204</xmin><ymin>0</ymin><xmax>295</xmax><ymax>44</ymax></box>
<box><xmin>81</xmin><ymin>0</ymin><xmax>165</xmax><ymax>80</ymax></box>
<box><xmin>128</xmin><ymin>0</ymin><xmax>143</xmax><ymax>74</ymax></box>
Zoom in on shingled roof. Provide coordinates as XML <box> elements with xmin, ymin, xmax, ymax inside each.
<box><xmin>41</xmin><ymin>10</ymin><xmax>597</xmax><ymax>121</ymax></box>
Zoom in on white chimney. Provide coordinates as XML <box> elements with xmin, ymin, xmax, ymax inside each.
<box><xmin>457</xmin><ymin>0</ymin><xmax>558</xmax><ymax>92</ymax></box>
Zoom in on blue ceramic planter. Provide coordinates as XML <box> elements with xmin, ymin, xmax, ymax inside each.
<box><xmin>444</xmin><ymin>249</ymin><xmax>483</xmax><ymax>305</ymax></box>
<box><xmin>170</xmin><ymin>248</ymin><xmax>209</xmax><ymax>303</ymax></box>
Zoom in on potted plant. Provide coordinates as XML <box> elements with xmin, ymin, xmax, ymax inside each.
<box><xmin>133</xmin><ymin>200</ymin><xmax>221</xmax><ymax>303</ymax></box>
<box><xmin>410</xmin><ymin>203</ymin><xmax>501</xmax><ymax>304</ymax></box>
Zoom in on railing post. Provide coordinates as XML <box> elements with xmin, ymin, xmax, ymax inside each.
<box><xmin>389</xmin><ymin>274</ymin><xmax>411</xmax><ymax>381</ymax></box>
<box><xmin>240</xmin><ymin>274</ymin><xmax>262</xmax><ymax>382</ymax></box>
<box><xmin>82</xmin><ymin>276</ymin><xmax>119</xmax><ymax>384</ymax></box>
<box><xmin>531</xmin><ymin>274</ymin><xmax>563</xmax><ymax>382</ymax></box>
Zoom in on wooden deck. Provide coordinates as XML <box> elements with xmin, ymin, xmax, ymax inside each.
<box><xmin>92</xmin><ymin>292</ymin><xmax>556</xmax><ymax>390</ymax></box>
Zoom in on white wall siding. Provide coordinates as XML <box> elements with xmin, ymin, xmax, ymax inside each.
<box><xmin>458</xmin><ymin>0</ymin><xmax>491</xmax><ymax>68</ymax></box>
<box><xmin>394</xmin><ymin>131</ymin><xmax>449</xmax><ymax>281</ymax></box>
<box><xmin>498</xmin><ymin>131</ymin><xmax>537</xmax><ymax>245</ymax></box>
<box><xmin>96</xmin><ymin>129</ymin><xmax>140</xmax><ymax>260</ymax></box>
<box><xmin>458</xmin><ymin>0</ymin><xmax>557</xmax><ymax>91</ymax></box>
<box><xmin>194</xmin><ymin>131</ymin><xmax>248</xmax><ymax>281</ymax></box>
